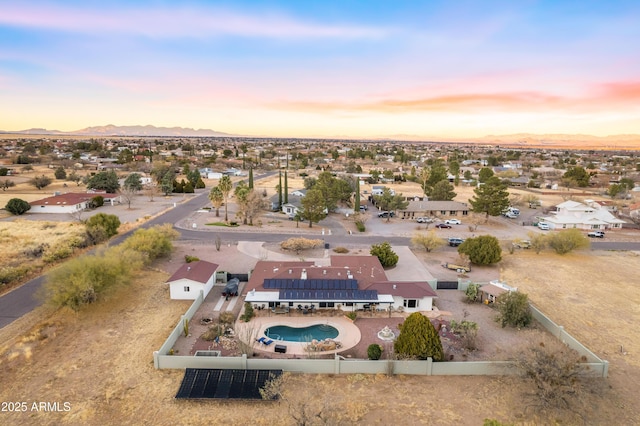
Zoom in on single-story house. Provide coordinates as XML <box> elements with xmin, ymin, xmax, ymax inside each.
<box><xmin>398</xmin><ymin>200</ymin><xmax>470</xmax><ymax>220</ymax></box>
<box><xmin>166</xmin><ymin>260</ymin><xmax>219</xmax><ymax>300</ymax></box>
<box><xmin>243</xmin><ymin>256</ymin><xmax>435</xmax><ymax>313</ymax></box>
<box><xmin>290</xmin><ymin>189</ymin><xmax>307</xmax><ymax>197</ymax></box>
<box><xmin>29</xmin><ymin>192</ymin><xmax>121</xmax><ymax>214</ymax></box>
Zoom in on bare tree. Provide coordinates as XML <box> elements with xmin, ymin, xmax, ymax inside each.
<box><xmin>143</xmin><ymin>183</ymin><xmax>159</xmax><ymax>202</ymax></box>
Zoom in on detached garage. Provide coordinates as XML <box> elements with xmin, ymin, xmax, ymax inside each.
<box><xmin>167</xmin><ymin>260</ymin><xmax>219</xmax><ymax>300</ymax></box>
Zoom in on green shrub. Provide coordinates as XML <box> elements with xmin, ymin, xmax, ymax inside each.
<box><xmin>120</xmin><ymin>224</ymin><xmax>178</xmax><ymax>263</ymax></box>
<box><xmin>394</xmin><ymin>312</ymin><xmax>444</xmax><ymax>361</ymax></box>
<box><xmin>355</xmin><ymin>221</ymin><xmax>366</xmax><ymax>232</ymax></box>
<box><xmin>345</xmin><ymin>311</ymin><xmax>357</xmax><ymax>321</ymax></box>
<box><xmin>0</xmin><ymin>265</ymin><xmax>31</xmax><ymax>285</ymax></box>
<box><xmin>458</xmin><ymin>235</ymin><xmax>502</xmax><ymax>265</ymax></box>
<box><xmin>464</xmin><ymin>283</ymin><xmax>481</xmax><ymax>303</ymax></box>
<box><xmin>42</xmin><ymin>242</ymin><xmax>75</xmax><ymax>263</ymax></box>
<box><xmin>496</xmin><ymin>291</ymin><xmax>532</xmax><ymax>328</ymax></box>
<box><xmin>367</xmin><ymin>344</ymin><xmax>383</xmax><ymax>360</ymax></box>
<box><xmin>5</xmin><ymin>198</ymin><xmax>31</xmax><ymax>215</ymax></box>
<box><xmin>90</xmin><ymin>195</ymin><xmax>104</xmax><ymax>208</ymax></box>
<box><xmin>42</xmin><ymin>248</ymin><xmax>143</xmax><ymax>311</ymax></box>
<box><xmin>547</xmin><ymin>229</ymin><xmax>590</xmax><ymax>254</ymax></box>
<box><xmin>240</xmin><ymin>302</ymin><xmax>255</xmax><ymax>322</ymax></box>
<box><xmin>370</xmin><ymin>242</ymin><xmax>398</xmax><ymax>268</ymax></box>
<box><xmin>332</xmin><ymin>247</ymin><xmax>349</xmax><ymax>254</ymax></box>
<box><xmin>85</xmin><ymin>213</ymin><xmax>120</xmax><ymax>239</ymax></box>
<box><xmin>185</xmin><ymin>255</ymin><xmax>200</xmax><ymax>263</ymax></box>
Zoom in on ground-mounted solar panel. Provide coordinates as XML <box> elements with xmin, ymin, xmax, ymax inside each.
<box><xmin>203</xmin><ymin>369</ymin><xmax>220</xmax><ymax>396</ymax></box>
<box><xmin>213</xmin><ymin>370</ymin><xmax>232</xmax><ymax>399</ymax></box>
<box><xmin>229</xmin><ymin>370</ymin><xmax>245</xmax><ymax>398</ymax></box>
<box><xmin>241</xmin><ymin>370</ymin><xmax>259</xmax><ymax>399</ymax></box>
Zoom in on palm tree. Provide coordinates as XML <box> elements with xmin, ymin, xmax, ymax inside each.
<box><xmin>208</xmin><ymin>186</ymin><xmax>224</xmax><ymax>217</ymax></box>
<box><xmin>218</xmin><ymin>175</ymin><xmax>233</xmax><ymax>222</ymax></box>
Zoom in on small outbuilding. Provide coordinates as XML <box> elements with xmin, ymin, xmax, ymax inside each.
<box><xmin>167</xmin><ymin>260</ymin><xmax>219</xmax><ymax>300</ymax></box>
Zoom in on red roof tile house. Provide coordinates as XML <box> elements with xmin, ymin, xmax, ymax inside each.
<box><xmin>29</xmin><ymin>192</ymin><xmax>121</xmax><ymax>214</ymax></box>
<box><xmin>167</xmin><ymin>260</ymin><xmax>219</xmax><ymax>300</ymax></box>
<box><xmin>243</xmin><ymin>256</ymin><xmax>436</xmax><ymax>313</ymax></box>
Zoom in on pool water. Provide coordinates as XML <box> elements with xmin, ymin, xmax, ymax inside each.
<box><xmin>265</xmin><ymin>324</ymin><xmax>339</xmax><ymax>342</ymax></box>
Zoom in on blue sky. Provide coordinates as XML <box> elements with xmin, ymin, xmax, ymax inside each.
<box><xmin>1</xmin><ymin>0</ymin><xmax>639</xmax><ymax>139</ymax></box>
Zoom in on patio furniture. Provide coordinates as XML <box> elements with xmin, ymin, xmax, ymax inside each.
<box><xmin>262</xmin><ymin>338</ymin><xmax>274</xmax><ymax>346</ymax></box>
<box><xmin>256</xmin><ymin>337</ymin><xmax>266</xmax><ymax>344</ymax></box>
<box><xmin>274</xmin><ymin>344</ymin><xmax>287</xmax><ymax>354</ymax></box>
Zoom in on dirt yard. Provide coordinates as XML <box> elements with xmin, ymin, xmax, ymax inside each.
<box><xmin>1</xmin><ymin>240</ymin><xmax>639</xmax><ymax>425</ymax></box>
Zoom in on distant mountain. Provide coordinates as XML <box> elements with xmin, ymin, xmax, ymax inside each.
<box><xmin>3</xmin><ymin>124</ymin><xmax>231</xmax><ymax>137</ymax></box>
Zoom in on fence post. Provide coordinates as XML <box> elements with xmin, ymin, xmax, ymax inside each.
<box><xmin>427</xmin><ymin>357</ymin><xmax>433</xmax><ymax>375</ymax></box>
<box><xmin>557</xmin><ymin>325</ymin><xmax>565</xmax><ymax>341</ymax></box>
<box><xmin>334</xmin><ymin>355</ymin><xmax>341</xmax><ymax>374</ymax></box>
<box><xmin>242</xmin><ymin>353</ymin><xmax>247</xmax><ymax>370</ymax></box>
<box><xmin>602</xmin><ymin>360</ymin><xmax>609</xmax><ymax>378</ymax></box>
<box><xmin>153</xmin><ymin>351</ymin><xmax>159</xmax><ymax>369</ymax></box>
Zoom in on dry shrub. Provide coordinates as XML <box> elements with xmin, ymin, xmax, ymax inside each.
<box><xmin>332</xmin><ymin>246</ymin><xmax>349</xmax><ymax>254</ymax></box>
<box><xmin>280</xmin><ymin>237</ymin><xmax>323</xmax><ymax>254</ymax></box>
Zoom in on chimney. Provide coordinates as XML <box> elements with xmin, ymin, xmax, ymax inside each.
<box><xmin>393</xmin><ymin>284</ymin><xmax>396</xmax><ymax>289</ymax></box>
<box><xmin>347</xmin><ymin>270</ymin><xmax>353</xmax><ymax>279</ymax></box>
<box><xmin>187</xmin><ymin>266</ymin><xmax>191</xmax><ymax>271</ymax></box>
<box><xmin>323</xmin><ymin>270</ymin><xmax>327</xmax><ymax>275</ymax></box>
<box><xmin>301</xmin><ymin>269</ymin><xmax>307</xmax><ymax>280</ymax></box>
<box><xmin>288</xmin><ymin>269</ymin><xmax>292</xmax><ymax>274</ymax></box>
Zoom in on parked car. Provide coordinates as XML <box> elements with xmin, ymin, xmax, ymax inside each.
<box><xmin>587</xmin><ymin>231</ymin><xmax>605</xmax><ymax>238</ymax></box>
<box><xmin>444</xmin><ymin>219</ymin><xmax>461</xmax><ymax>225</ymax></box>
<box><xmin>537</xmin><ymin>222</ymin><xmax>550</xmax><ymax>230</ymax></box>
<box><xmin>416</xmin><ymin>217</ymin><xmax>433</xmax><ymax>223</ymax></box>
<box><xmin>448</xmin><ymin>237</ymin><xmax>465</xmax><ymax>247</ymax></box>
<box><xmin>378</xmin><ymin>211</ymin><xmax>395</xmax><ymax>218</ymax></box>
<box><xmin>435</xmin><ymin>223</ymin><xmax>452</xmax><ymax>229</ymax></box>
<box><xmin>359</xmin><ymin>205</ymin><xmax>368</xmax><ymax>211</ymax></box>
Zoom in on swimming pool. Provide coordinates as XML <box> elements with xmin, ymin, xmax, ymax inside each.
<box><xmin>265</xmin><ymin>324</ymin><xmax>339</xmax><ymax>342</ymax></box>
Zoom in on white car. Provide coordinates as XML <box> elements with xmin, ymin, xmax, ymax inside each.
<box><xmin>538</xmin><ymin>222</ymin><xmax>550</xmax><ymax>230</ymax></box>
<box><xmin>416</xmin><ymin>217</ymin><xmax>433</xmax><ymax>223</ymax></box>
<box><xmin>444</xmin><ymin>219</ymin><xmax>461</xmax><ymax>225</ymax></box>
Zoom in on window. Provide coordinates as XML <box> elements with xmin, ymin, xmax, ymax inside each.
<box><xmin>403</xmin><ymin>299</ymin><xmax>418</xmax><ymax>308</ymax></box>
<box><xmin>462</xmin><ymin>211</ymin><xmax>468</xmax><ymax>216</ymax></box>
<box><xmin>288</xmin><ymin>302</ymin><xmax>294</xmax><ymax>307</ymax></box>
<box><xmin>327</xmin><ymin>302</ymin><xmax>335</xmax><ymax>308</ymax></box>
<box><xmin>345</xmin><ymin>302</ymin><xmax>354</xmax><ymax>307</ymax></box>
<box><xmin>440</xmin><ymin>210</ymin><xmax>447</xmax><ymax>215</ymax></box>
<box><xmin>449</xmin><ymin>211</ymin><xmax>456</xmax><ymax>215</ymax></box>
<box><xmin>319</xmin><ymin>302</ymin><xmax>327</xmax><ymax>308</ymax></box>
<box><xmin>183</xmin><ymin>286</ymin><xmax>190</xmax><ymax>292</ymax></box>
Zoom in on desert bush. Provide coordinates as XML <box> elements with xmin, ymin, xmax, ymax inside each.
<box><xmin>42</xmin><ymin>247</ymin><xmax>143</xmax><ymax>311</ymax></box>
<box><xmin>367</xmin><ymin>344</ymin><xmax>383</xmax><ymax>360</ymax></box>
<box><xmin>332</xmin><ymin>246</ymin><xmax>349</xmax><ymax>254</ymax></box>
<box><xmin>89</xmin><ymin>195</ymin><xmax>104</xmax><ymax>208</ymax></box>
<box><xmin>370</xmin><ymin>242</ymin><xmax>398</xmax><ymax>268</ymax></box>
<box><xmin>411</xmin><ymin>230</ymin><xmax>445</xmax><ymax>253</ymax></box>
<box><xmin>5</xmin><ymin>198</ymin><xmax>31</xmax><ymax>215</ymax></box>
<box><xmin>449</xmin><ymin>320</ymin><xmax>479</xmax><ymax>350</ymax></box>
<box><xmin>218</xmin><ymin>311</ymin><xmax>236</xmax><ymax>327</ymax></box>
<box><xmin>345</xmin><ymin>311</ymin><xmax>357</xmax><ymax>321</ymax></box>
<box><xmin>496</xmin><ymin>291</ymin><xmax>532</xmax><ymax>328</ymax></box>
<box><xmin>280</xmin><ymin>237</ymin><xmax>323</xmax><ymax>254</ymax></box>
<box><xmin>547</xmin><ymin>229</ymin><xmax>590</xmax><ymax>254</ymax></box>
<box><xmin>85</xmin><ymin>213</ymin><xmax>121</xmax><ymax>239</ymax></box>
<box><xmin>355</xmin><ymin>221</ymin><xmax>366</xmax><ymax>232</ymax></box>
<box><xmin>23</xmin><ymin>243</ymin><xmax>50</xmax><ymax>258</ymax></box>
<box><xmin>464</xmin><ymin>283</ymin><xmax>481</xmax><ymax>303</ymax></box>
<box><xmin>0</xmin><ymin>265</ymin><xmax>30</xmax><ymax>285</ymax></box>
<box><xmin>120</xmin><ymin>224</ymin><xmax>179</xmax><ymax>263</ymax></box>
<box><xmin>201</xmin><ymin>324</ymin><xmax>225</xmax><ymax>341</ymax></box>
<box><xmin>184</xmin><ymin>255</ymin><xmax>200</xmax><ymax>263</ymax></box>
<box><xmin>42</xmin><ymin>242</ymin><xmax>76</xmax><ymax>263</ymax></box>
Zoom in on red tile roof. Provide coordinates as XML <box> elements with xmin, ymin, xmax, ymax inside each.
<box><xmin>30</xmin><ymin>192</ymin><xmax>119</xmax><ymax>206</ymax></box>
<box><xmin>167</xmin><ymin>260</ymin><xmax>219</xmax><ymax>284</ymax></box>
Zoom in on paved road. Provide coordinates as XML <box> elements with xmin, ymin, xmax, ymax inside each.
<box><xmin>2</xmin><ymin>180</ymin><xmax>639</xmax><ymax>329</ymax></box>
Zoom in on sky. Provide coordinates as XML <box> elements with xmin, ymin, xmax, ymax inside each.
<box><xmin>1</xmin><ymin>0</ymin><xmax>639</xmax><ymax>139</ymax></box>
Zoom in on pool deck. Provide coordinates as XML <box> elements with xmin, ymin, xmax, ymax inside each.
<box><xmin>236</xmin><ymin>316</ymin><xmax>361</xmax><ymax>357</ymax></box>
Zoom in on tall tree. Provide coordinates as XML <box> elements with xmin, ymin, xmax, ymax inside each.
<box><xmin>123</xmin><ymin>173</ymin><xmax>143</xmax><ymax>191</ymax></box>
<box><xmin>284</xmin><ymin>171</ymin><xmax>288</xmax><ymax>204</ymax></box>
<box><xmin>468</xmin><ymin>176</ymin><xmax>510</xmax><ymax>219</ymax></box>
<box><xmin>86</xmin><ymin>171</ymin><xmax>120</xmax><ymax>193</ymax></box>
<box><xmin>208</xmin><ymin>186</ymin><xmax>224</xmax><ymax>217</ymax></box>
<box><xmin>394</xmin><ymin>312</ymin><xmax>444</xmax><ymax>361</ymax></box>
<box><xmin>354</xmin><ymin>178</ymin><xmax>361</xmax><ymax>213</ymax></box>
<box><xmin>430</xmin><ymin>180</ymin><xmax>457</xmax><ymax>201</ymax></box>
<box><xmin>373</xmin><ymin>188</ymin><xmax>409</xmax><ymax>222</ymax></box>
<box><xmin>478</xmin><ymin>167</ymin><xmax>495</xmax><ymax>183</ymax></box>
<box><xmin>248</xmin><ymin>167</ymin><xmax>254</xmax><ymax>189</ymax></box>
<box><xmin>218</xmin><ymin>175</ymin><xmax>233</xmax><ymax>222</ymax></box>
<box><xmin>300</xmin><ymin>188</ymin><xmax>326</xmax><ymax>228</ymax></box>
<box><xmin>562</xmin><ymin>166</ymin><xmax>590</xmax><ymax>187</ymax></box>
<box><xmin>278</xmin><ymin>171</ymin><xmax>283</xmax><ymax>209</ymax></box>
<box><xmin>160</xmin><ymin>171</ymin><xmax>174</xmax><ymax>196</ymax></box>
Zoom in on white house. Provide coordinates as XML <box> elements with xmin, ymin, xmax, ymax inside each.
<box><xmin>29</xmin><ymin>192</ymin><xmax>121</xmax><ymax>214</ymax></box>
<box><xmin>540</xmin><ymin>200</ymin><xmax>625</xmax><ymax>230</ymax></box>
<box><xmin>366</xmin><ymin>281</ymin><xmax>437</xmax><ymax>312</ymax></box>
<box><xmin>371</xmin><ymin>186</ymin><xmax>395</xmax><ymax>196</ymax></box>
<box><xmin>166</xmin><ymin>260</ymin><xmax>219</xmax><ymax>300</ymax></box>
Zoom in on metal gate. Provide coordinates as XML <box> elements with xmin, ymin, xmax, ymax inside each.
<box><xmin>227</xmin><ymin>273</ymin><xmax>249</xmax><ymax>282</ymax></box>
<box><xmin>436</xmin><ymin>281</ymin><xmax>459</xmax><ymax>290</ymax></box>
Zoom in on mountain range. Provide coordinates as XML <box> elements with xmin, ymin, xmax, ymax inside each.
<box><xmin>1</xmin><ymin>124</ymin><xmax>231</xmax><ymax>137</ymax></box>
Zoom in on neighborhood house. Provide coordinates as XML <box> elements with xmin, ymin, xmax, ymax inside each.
<box><xmin>166</xmin><ymin>260</ymin><xmax>219</xmax><ymax>300</ymax></box>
